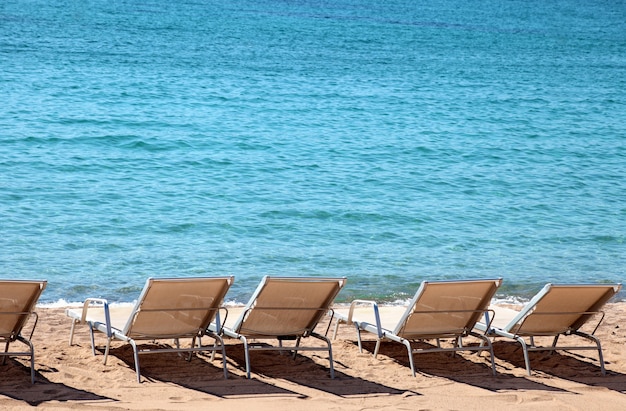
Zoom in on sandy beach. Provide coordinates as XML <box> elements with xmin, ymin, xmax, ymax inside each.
<box><xmin>1</xmin><ymin>303</ymin><xmax>625</xmax><ymax>411</ymax></box>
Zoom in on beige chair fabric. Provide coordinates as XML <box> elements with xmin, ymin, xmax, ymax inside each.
<box><xmin>215</xmin><ymin>276</ymin><xmax>346</xmax><ymax>378</ymax></box>
<box><xmin>333</xmin><ymin>279</ymin><xmax>502</xmax><ymax>376</ymax></box>
<box><xmin>0</xmin><ymin>280</ymin><xmax>47</xmax><ymax>384</ymax></box>
<box><xmin>66</xmin><ymin>276</ymin><xmax>234</xmax><ymax>382</ymax></box>
<box><xmin>476</xmin><ymin>283</ymin><xmax>622</xmax><ymax>375</ymax></box>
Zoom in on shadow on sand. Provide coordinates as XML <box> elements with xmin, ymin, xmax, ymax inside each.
<box><xmin>107</xmin><ymin>341</ymin><xmax>414</xmax><ymax>399</ymax></box>
<box><xmin>357</xmin><ymin>340</ymin><xmax>569</xmax><ymax>393</ymax></box>
<box><xmin>0</xmin><ymin>358</ymin><xmax>114</xmax><ymax>406</ymax></box>
<box><xmin>106</xmin><ymin>343</ymin><xmax>309</xmax><ymax>399</ymax></box>
<box><xmin>490</xmin><ymin>340</ymin><xmax>626</xmax><ymax>393</ymax></box>
<box><xmin>216</xmin><ymin>342</ymin><xmax>414</xmax><ymax>398</ymax></box>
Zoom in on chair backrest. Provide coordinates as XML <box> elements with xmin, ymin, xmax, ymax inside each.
<box><xmin>123</xmin><ymin>277</ymin><xmax>234</xmax><ymax>339</ymax></box>
<box><xmin>0</xmin><ymin>280</ymin><xmax>47</xmax><ymax>340</ymax></box>
<box><xmin>394</xmin><ymin>279</ymin><xmax>502</xmax><ymax>339</ymax></box>
<box><xmin>505</xmin><ymin>283</ymin><xmax>621</xmax><ymax>335</ymax></box>
<box><xmin>233</xmin><ymin>276</ymin><xmax>347</xmax><ymax>338</ymax></box>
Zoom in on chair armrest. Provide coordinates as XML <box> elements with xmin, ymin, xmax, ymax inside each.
<box><xmin>213</xmin><ymin>306</ymin><xmax>229</xmax><ymax>335</ymax></box>
<box><xmin>480</xmin><ymin>309</ymin><xmax>496</xmax><ymax>333</ymax></box>
<box><xmin>25</xmin><ymin>312</ymin><xmax>39</xmax><ymax>341</ymax></box>
<box><xmin>589</xmin><ymin>311</ymin><xmax>605</xmax><ymax>335</ymax></box>
<box><xmin>81</xmin><ymin>298</ymin><xmax>112</xmax><ymax>338</ymax></box>
<box><xmin>348</xmin><ymin>299</ymin><xmax>383</xmax><ymax>338</ymax></box>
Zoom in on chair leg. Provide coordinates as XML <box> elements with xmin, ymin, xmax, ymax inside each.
<box><xmin>14</xmin><ymin>337</ymin><xmax>36</xmax><ymax>384</ymax></box>
<box><xmin>69</xmin><ymin>320</ymin><xmax>77</xmax><ymax>346</ymax></box>
<box><xmin>210</xmin><ymin>340</ymin><xmax>217</xmax><ymax>362</ymax></box>
<box><xmin>402</xmin><ymin>339</ymin><xmax>416</xmax><ymax>377</ymax></box>
<box><xmin>102</xmin><ymin>336</ymin><xmax>112</xmax><ymax>365</ymax></box>
<box><xmin>576</xmin><ymin>332</ymin><xmax>606</xmax><ymax>376</ymax></box>
<box><xmin>327</xmin><ymin>339</ymin><xmax>336</xmax><ymax>379</ymax></box>
<box><xmin>2</xmin><ymin>341</ymin><xmax>9</xmax><ymax>365</ymax></box>
<box><xmin>240</xmin><ymin>336</ymin><xmax>252</xmax><ymax>379</ymax></box>
<box><xmin>129</xmin><ymin>339</ymin><xmax>141</xmax><ymax>383</ymax></box>
<box><xmin>332</xmin><ymin>318</ymin><xmax>341</xmax><ymax>340</ymax></box>
<box><xmin>598</xmin><ymin>341</ymin><xmax>606</xmax><ymax>375</ymax></box>
<box><xmin>195</xmin><ymin>333</ymin><xmax>229</xmax><ymax>379</ymax></box>
<box><xmin>477</xmin><ymin>338</ymin><xmax>485</xmax><ymax>355</ymax></box>
<box><xmin>215</xmin><ymin>334</ymin><xmax>229</xmax><ymax>379</ymax></box>
<box><xmin>477</xmin><ymin>334</ymin><xmax>497</xmax><ymax>376</ymax></box>
<box><xmin>291</xmin><ymin>336</ymin><xmax>301</xmax><ymax>359</ymax></box>
<box><xmin>87</xmin><ymin>323</ymin><xmax>98</xmax><ymax>357</ymax></box>
<box><xmin>203</xmin><ymin>332</ymin><xmax>229</xmax><ymax>379</ymax></box>
<box><xmin>594</xmin><ymin>338</ymin><xmax>606</xmax><ymax>376</ymax></box>
<box><xmin>27</xmin><ymin>339</ymin><xmax>35</xmax><ymax>384</ymax></box>
<box><xmin>355</xmin><ymin>324</ymin><xmax>364</xmax><ymax>353</ymax></box>
<box><xmin>313</xmin><ymin>333</ymin><xmax>336</xmax><ymax>379</ymax></box>
<box><xmin>451</xmin><ymin>337</ymin><xmax>461</xmax><ymax>358</ymax></box>
<box><xmin>373</xmin><ymin>339</ymin><xmax>381</xmax><ymax>358</ymax></box>
<box><xmin>549</xmin><ymin>335</ymin><xmax>560</xmax><ymax>356</ymax></box>
<box><xmin>515</xmin><ymin>336</ymin><xmax>532</xmax><ymax>376</ymax></box>
<box><xmin>187</xmin><ymin>338</ymin><xmax>194</xmax><ymax>362</ymax></box>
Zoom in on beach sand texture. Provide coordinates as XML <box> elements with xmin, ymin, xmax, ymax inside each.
<box><xmin>1</xmin><ymin>304</ymin><xmax>625</xmax><ymax>410</ymax></box>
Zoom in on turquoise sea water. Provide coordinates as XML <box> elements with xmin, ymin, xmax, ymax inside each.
<box><xmin>2</xmin><ymin>0</ymin><xmax>625</xmax><ymax>304</ymax></box>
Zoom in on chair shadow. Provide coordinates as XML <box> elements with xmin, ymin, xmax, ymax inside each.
<box><xmin>491</xmin><ymin>341</ymin><xmax>626</xmax><ymax>393</ymax></box>
<box><xmin>357</xmin><ymin>340</ymin><xmax>568</xmax><ymax>393</ymax></box>
<box><xmin>217</xmin><ymin>342</ymin><xmax>416</xmax><ymax>397</ymax></box>
<box><xmin>106</xmin><ymin>344</ymin><xmax>308</xmax><ymax>399</ymax></box>
<box><xmin>0</xmin><ymin>359</ymin><xmax>114</xmax><ymax>406</ymax></box>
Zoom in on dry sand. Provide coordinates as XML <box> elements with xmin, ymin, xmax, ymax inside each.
<box><xmin>1</xmin><ymin>303</ymin><xmax>625</xmax><ymax>410</ymax></box>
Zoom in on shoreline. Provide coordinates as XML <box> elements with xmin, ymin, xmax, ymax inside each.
<box><xmin>35</xmin><ymin>291</ymin><xmax>626</xmax><ymax>309</ymax></box>
<box><xmin>1</xmin><ymin>303</ymin><xmax>625</xmax><ymax>410</ymax></box>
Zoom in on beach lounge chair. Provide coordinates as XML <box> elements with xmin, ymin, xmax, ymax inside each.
<box><xmin>475</xmin><ymin>283</ymin><xmax>622</xmax><ymax>375</ymax></box>
<box><xmin>0</xmin><ymin>280</ymin><xmax>47</xmax><ymax>384</ymax></box>
<box><xmin>213</xmin><ymin>276</ymin><xmax>346</xmax><ymax>379</ymax></box>
<box><xmin>66</xmin><ymin>276</ymin><xmax>234</xmax><ymax>383</ymax></box>
<box><xmin>332</xmin><ymin>279</ymin><xmax>502</xmax><ymax>376</ymax></box>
